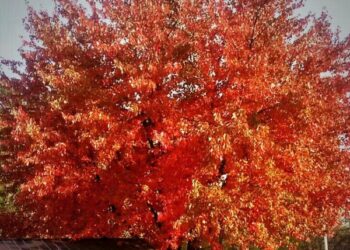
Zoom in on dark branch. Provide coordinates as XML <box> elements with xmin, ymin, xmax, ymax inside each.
<box><xmin>248</xmin><ymin>0</ymin><xmax>268</xmax><ymax>49</ymax></box>
<box><xmin>147</xmin><ymin>202</ymin><xmax>162</xmax><ymax>228</ymax></box>
<box><xmin>219</xmin><ymin>157</ymin><xmax>226</xmax><ymax>176</ymax></box>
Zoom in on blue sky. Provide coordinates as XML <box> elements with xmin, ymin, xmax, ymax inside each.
<box><xmin>0</xmin><ymin>0</ymin><xmax>350</xmax><ymax>62</ymax></box>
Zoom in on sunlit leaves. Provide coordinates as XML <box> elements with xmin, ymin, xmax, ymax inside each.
<box><xmin>0</xmin><ymin>0</ymin><xmax>350</xmax><ymax>249</ymax></box>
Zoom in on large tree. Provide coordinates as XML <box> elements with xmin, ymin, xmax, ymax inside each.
<box><xmin>1</xmin><ymin>0</ymin><xmax>350</xmax><ymax>249</ymax></box>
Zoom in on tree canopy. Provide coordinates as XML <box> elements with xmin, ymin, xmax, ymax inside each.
<box><xmin>0</xmin><ymin>0</ymin><xmax>350</xmax><ymax>249</ymax></box>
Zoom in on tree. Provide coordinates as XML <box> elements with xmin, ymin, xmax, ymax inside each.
<box><xmin>0</xmin><ymin>0</ymin><xmax>350</xmax><ymax>249</ymax></box>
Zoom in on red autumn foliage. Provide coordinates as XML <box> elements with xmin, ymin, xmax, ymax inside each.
<box><xmin>1</xmin><ymin>0</ymin><xmax>350</xmax><ymax>249</ymax></box>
